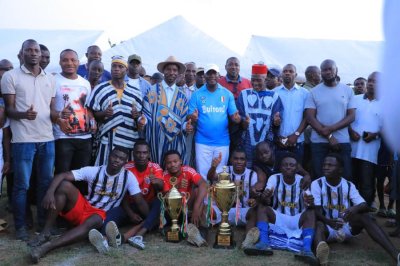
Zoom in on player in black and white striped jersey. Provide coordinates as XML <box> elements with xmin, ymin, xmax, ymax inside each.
<box><xmin>30</xmin><ymin>147</ymin><xmax>148</xmax><ymax>263</ymax></box>
<box><xmin>244</xmin><ymin>152</ymin><xmax>317</xmax><ymax>265</ymax></box>
<box><xmin>312</xmin><ymin>153</ymin><xmax>399</xmax><ymax>266</ymax></box>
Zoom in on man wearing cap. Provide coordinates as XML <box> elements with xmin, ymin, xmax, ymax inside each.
<box><xmin>150</xmin><ymin>72</ymin><xmax>163</xmax><ymax>85</ymax></box>
<box><xmin>142</xmin><ymin>56</ymin><xmax>189</xmax><ymax>166</ymax></box>
<box><xmin>274</xmin><ymin>64</ymin><xmax>309</xmax><ymax>163</ymax></box>
<box><xmin>195</xmin><ymin>67</ymin><xmax>205</xmax><ymax>90</ymax></box>
<box><xmin>266</xmin><ymin>68</ymin><xmax>282</xmax><ymax>90</ymax></box>
<box><xmin>237</xmin><ymin>63</ymin><xmax>283</xmax><ymax>168</ymax></box>
<box><xmin>77</xmin><ymin>45</ymin><xmax>111</xmax><ymax>83</ymax></box>
<box><xmin>183</xmin><ymin>62</ymin><xmax>197</xmax><ymax>100</ymax></box>
<box><xmin>126</xmin><ymin>54</ymin><xmax>151</xmax><ymax>97</ymax></box>
<box><xmin>218</xmin><ymin>57</ymin><xmax>252</xmax><ymax>100</ymax></box>
<box><xmin>87</xmin><ymin>56</ymin><xmax>145</xmax><ymax>165</ymax></box>
<box><xmin>188</xmin><ymin>63</ymin><xmax>242</xmax><ymax>179</ymax></box>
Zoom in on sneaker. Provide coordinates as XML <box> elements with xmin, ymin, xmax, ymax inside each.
<box><xmin>105</xmin><ymin>221</ymin><xmax>122</xmax><ymax>248</ymax></box>
<box><xmin>294</xmin><ymin>250</ymin><xmax>319</xmax><ymax>266</ymax></box>
<box><xmin>128</xmin><ymin>236</ymin><xmax>145</xmax><ymax>250</ymax></box>
<box><xmin>88</xmin><ymin>229</ymin><xmax>109</xmax><ymax>254</ymax></box>
<box><xmin>397</xmin><ymin>252</ymin><xmax>400</xmax><ymax>266</ymax></box>
<box><xmin>187</xmin><ymin>223</ymin><xmax>208</xmax><ymax>247</ymax></box>
<box><xmin>316</xmin><ymin>241</ymin><xmax>330</xmax><ymax>266</ymax></box>
<box><xmin>241</xmin><ymin>227</ymin><xmax>260</xmax><ymax>249</ymax></box>
<box><xmin>377</xmin><ymin>208</ymin><xmax>387</xmax><ymax>218</ymax></box>
<box><xmin>387</xmin><ymin>209</ymin><xmax>397</xmax><ymax>219</ymax></box>
<box><xmin>16</xmin><ymin>227</ymin><xmax>29</xmax><ymax>241</ymax></box>
<box><xmin>243</xmin><ymin>241</ymin><xmax>273</xmax><ymax>256</ymax></box>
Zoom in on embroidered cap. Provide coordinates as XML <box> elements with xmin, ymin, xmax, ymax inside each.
<box><xmin>252</xmin><ymin>63</ymin><xmax>268</xmax><ymax>75</ymax></box>
<box><xmin>111</xmin><ymin>55</ymin><xmax>128</xmax><ymax>68</ymax></box>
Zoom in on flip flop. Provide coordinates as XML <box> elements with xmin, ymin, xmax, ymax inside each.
<box><xmin>0</xmin><ymin>219</ymin><xmax>8</xmax><ymax>232</ymax></box>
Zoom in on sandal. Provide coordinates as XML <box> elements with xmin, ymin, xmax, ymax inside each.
<box><xmin>387</xmin><ymin>209</ymin><xmax>396</xmax><ymax>219</ymax></box>
<box><xmin>0</xmin><ymin>219</ymin><xmax>8</xmax><ymax>232</ymax></box>
<box><xmin>27</xmin><ymin>233</ymin><xmax>51</xmax><ymax>247</ymax></box>
<box><xmin>377</xmin><ymin>208</ymin><xmax>387</xmax><ymax>218</ymax></box>
<box><xmin>128</xmin><ymin>235</ymin><xmax>145</xmax><ymax>250</ymax></box>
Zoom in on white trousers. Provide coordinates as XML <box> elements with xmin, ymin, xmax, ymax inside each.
<box><xmin>195</xmin><ymin>143</ymin><xmax>229</xmax><ymax>181</ymax></box>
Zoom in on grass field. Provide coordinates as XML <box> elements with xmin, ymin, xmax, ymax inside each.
<box><xmin>0</xmin><ymin>188</ymin><xmax>398</xmax><ymax>265</ymax></box>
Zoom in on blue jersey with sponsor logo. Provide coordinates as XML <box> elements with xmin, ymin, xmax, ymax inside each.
<box><xmin>188</xmin><ymin>84</ymin><xmax>237</xmax><ymax>146</ymax></box>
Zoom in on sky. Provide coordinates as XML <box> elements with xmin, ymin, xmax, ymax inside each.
<box><xmin>0</xmin><ymin>0</ymin><xmax>383</xmax><ymax>54</ymax></box>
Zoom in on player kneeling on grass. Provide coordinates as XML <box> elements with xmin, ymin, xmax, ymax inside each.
<box><xmin>29</xmin><ymin>147</ymin><xmax>148</xmax><ymax>263</ymax></box>
<box><xmin>207</xmin><ymin>147</ymin><xmax>259</xmax><ymax>249</ymax></box>
<box><xmin>312</xmin><ymin>153</ymin><xmax>400</xmax><ymax>266</ymax></box>
<box><xmin>162</xmin><ymin>150</ymin><xmax>209</xmax><ymax>247</ymax></box>
<box><xmin>88</xmin><ymin>140</ymin><xmax>163</xmax><ymax>251</ymax></box>
<box><xmin>244</xmin><ymin>153</ymin><xmax>318</xmax><ymax>265</ymax></box>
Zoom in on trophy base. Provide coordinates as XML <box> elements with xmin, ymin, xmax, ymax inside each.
<box><xmin>166</xmin><ymin>230</ymin><xmax>181</xmax><ymax>243</ymax></box>
<box><xmin>213</xmin><ymin>233</ymin><xmax>235</xmax><ymax>249</ymax></box>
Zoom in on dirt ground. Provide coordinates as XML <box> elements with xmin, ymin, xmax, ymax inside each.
<box><xmin>0</xmin><ymin>190</ymin><xmax>398</xmax><ymax>266</ymax></box>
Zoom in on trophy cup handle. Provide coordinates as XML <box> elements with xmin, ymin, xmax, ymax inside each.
<box><xmin>158</xmin><ymin>192</ymin><xmax>165</xmax><ymax>202</ymax></box>
<box><xmin>181</xmin><ymin>192</ymin><xmax>190</xmax><ymax>202</ymax></box>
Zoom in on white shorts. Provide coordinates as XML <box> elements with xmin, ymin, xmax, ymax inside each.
<box><xmin>272</xmin><ymin>209</ymin><xmax>303</xmax><ymax>239</ymax></box>
<box><xmin>195</xmin><ymin>143</ymin><xmax>229</xmax><ymax>181</ymax></box>
<box><xmin>326</xmin><ymin>223</ymin><xmax>354</xmax><ymax>242</ymax></box>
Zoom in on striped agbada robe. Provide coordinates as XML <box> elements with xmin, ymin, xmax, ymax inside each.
<box><xmin>87</xmin><ymin>81</ymin><xmax>142</xmax><ymax>165</ymax></box>
<box><xmin>143</xmin><ymin>83</ymin><xmax>188</xmax><ymax>165</ymax></box>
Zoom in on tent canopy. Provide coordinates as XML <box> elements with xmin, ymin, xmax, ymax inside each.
<box><xmin>0</xmin><ymin>29</ymin><xmax>103</xmax><ymax>72</ymax></box>
<box><xmin>101</xmin><ymin>16</ymin><xmax>240</xmax><ymax>76</ymax></box>
<box><xmin>243</xmin><ymin>35</ymin><xmax>383</xmax><ymax>83</ymax></box>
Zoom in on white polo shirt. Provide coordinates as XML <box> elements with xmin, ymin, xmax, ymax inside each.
<box><xmin>350</xmin><ymin>94</ymin><xmax>382</xmax><ymax>164</ymax></box>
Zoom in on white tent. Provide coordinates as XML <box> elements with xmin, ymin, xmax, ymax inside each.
<box><xmin>243</xmin><ymin>35</ymin><xmax>383</xmax><ymax>83</ymax></box>
<box><xmin>101</xmin><ymin>16</ymin><xmax>240</xmax><ymax>76</ymax></box>
<box><xmin>0</xmin><ymin>29</ymin><xmax>103</xmax><ymax>73</ymax></box>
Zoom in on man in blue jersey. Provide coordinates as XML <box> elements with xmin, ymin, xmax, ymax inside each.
<box><xmin>188</xmin><ymin>63</ymin><xmax>241</xmax><ymax>179</ymax></box>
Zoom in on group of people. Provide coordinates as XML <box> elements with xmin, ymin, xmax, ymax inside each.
<box><xmin>0</xmin><ymin>38</ymin><xmax>399</xmax><ymax>265</ymax></box>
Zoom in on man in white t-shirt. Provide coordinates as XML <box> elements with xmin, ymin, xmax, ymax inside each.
<box><xmin>53</xmin><ymin>49</ymin><xmax>95</xmax><ymax>194</ymax></box>
<box><xmin>312</xmin><ymin>153</ymin><xmax>399</xmax><ymax>266</ymax></box>
<box><xmin>29</xmin><ymin>147</ymin><xmax>148</xmax><ymax>263</ymax></box>
<box><xmin>349</xmin><ymin>72</ymin><xmax>381</xmax><ymax>207</ymax></box>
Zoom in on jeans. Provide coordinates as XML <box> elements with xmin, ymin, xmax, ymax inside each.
<box><xmin>12</xmin><ymin>141</ymin><xmax>55</xmax><ymax>230</ymax></box>
<box><xmin>311</xmin><ymin>142</ymin><xmax>352</xmax><ymax>180</ymax></box>
<box><xmin>102</xmin><ymin>199</ymin><xmax>161</xmax><ymax>234</ymax></box>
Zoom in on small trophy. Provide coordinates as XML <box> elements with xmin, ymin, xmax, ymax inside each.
<box><xmin>159</xmin><ymin>177</ymin><xmax>189</xmax><ymax>242</ymax></box>
<box><xmin>212</xmin><ymin>166</ymin><xmax>238</xmax><ymax>249</ymax></box>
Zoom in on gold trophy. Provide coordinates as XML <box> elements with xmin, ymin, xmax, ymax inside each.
<box><xmin>158</xmin><ymin>176</ymin><xmax>188</xmax><ymax>242</ymax></box>
<box><xmin>212</xmin><ymin>166</ymin><xmax>238</xmax><ymax>248</ymax></box>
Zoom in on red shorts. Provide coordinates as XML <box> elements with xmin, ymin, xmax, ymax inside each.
<box><xmin>59</xmin><ymin>192</ymin><xmax>106</xmax><ymax>226</ymax></box>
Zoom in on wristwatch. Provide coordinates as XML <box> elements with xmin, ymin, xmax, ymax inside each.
<box><xmin>294</xmin><ymin>131</ymin><xmax>300</xmax><ymax>136</ymax></box>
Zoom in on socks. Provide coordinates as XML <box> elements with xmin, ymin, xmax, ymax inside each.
<box><xmin>257</xmin><ymin>221</ymin><xmax>270</xmax><ymax>245</ymax></box>
<box><xmin>302</xmin><ymin>228</ymin><xmax>315</xmax><ymax>252</ymax></box>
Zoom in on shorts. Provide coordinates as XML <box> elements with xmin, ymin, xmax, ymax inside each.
<box><xmin>268</xmin><ymin>210</ymin><xmax>304</xmax><ymax>253</ymax></box>
<box><xmin>326</xmin><ymin>223</ymin><xmax>354</xmax><ymax>242</ymax></box>
<box><xmin>60</xmin><ymin>192</ymin><xmax>106</xmax><ymax>226</ymax></box>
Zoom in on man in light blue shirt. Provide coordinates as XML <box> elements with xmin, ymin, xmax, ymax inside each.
<box><xmin>274</xmin><ymin>64</ymin><xmax>309</xmax><ymax>163</ymax></box>
<box><xmin>188</xmin><ymin>64</ymin><xmax>241</xmax><ymax>179</ymax></box>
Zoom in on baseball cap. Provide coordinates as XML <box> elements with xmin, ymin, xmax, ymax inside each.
<box><xmin>128</xmin><ymin>54</ymin><xmax>142</xmax><ymax>64</ymax></box>
<box><xmin>204</xmin><ymin>63</ymin><xmax>220</xmax><ymax>74</ymax></box>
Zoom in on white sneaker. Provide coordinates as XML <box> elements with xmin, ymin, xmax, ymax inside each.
<box><xmin>128</xmin><ymin>236</ymin><xmax>145</xmax><ymax>250</ymax></box>
<box><xmin>105</xmin><ymin>221</ymin><xmax>122</xmax><ymax>248</ymax></box>
<box><xmin>397</xmin><ymin>253</ymin><xmax>400</xmax><ymax>266</ymax></box>
<box><xmin>89</xmin><ymin>229</ymin><xmax>109</xmax><ymax>254</ymax></box>
<box><xmin>316</xmin><ymin>241</ymin><xmax>330</xmax><ymax>266</ymax></box>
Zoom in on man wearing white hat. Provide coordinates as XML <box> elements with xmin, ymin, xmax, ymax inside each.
<box><xmin>188</xmin><ymin>63</ymin><xmax>241</xmax><ymax>179</ymax></box>
<box><xmin>142</xmin><ymin>56</ymin><xmax>189</xmax><ymax>165</ymax></box>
